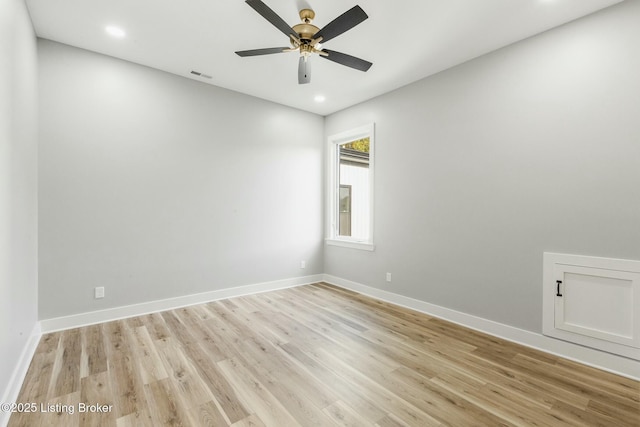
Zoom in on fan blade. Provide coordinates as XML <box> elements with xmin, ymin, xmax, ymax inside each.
<box><xmin>313</xmin><ymin>5</ymin><xmax>368</xmax><ymax>44</ymax></box>
<box><xmin>245</xmin><ymin>0</ymin><xmax>298</xmax><ymax>39</ymax></box>
<box><xmin>235</xmin><ymin>47</ymin><xmax>289</xmax><ymax>57</ymax></box>
<box><xmin>320</xmin><ymin>49</ymin><xmax>372</xmax><ymax>72</ymax></box>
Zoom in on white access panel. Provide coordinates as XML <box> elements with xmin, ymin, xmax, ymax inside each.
<box><xmin>543</xmin><ymin>253</ymin><xmax>640</xmax><ymax>361</ymax></box>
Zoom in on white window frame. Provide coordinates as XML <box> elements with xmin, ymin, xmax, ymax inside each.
<box><xmin>326</xmin><ymin>123</ymin><xmax>375</xmax><ymax>251</ymax></box>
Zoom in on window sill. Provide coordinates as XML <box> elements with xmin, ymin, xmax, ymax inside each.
<box><xmin>325</xmin><ymin>239</ymin><xmax>375</xmax><ymax>251</ymax></box>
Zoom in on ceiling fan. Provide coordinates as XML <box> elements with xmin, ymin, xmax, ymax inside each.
<box><xmin>235</xmin><ymin>0</ymin><xmax>373</xmax><ymax>84</ymax></box>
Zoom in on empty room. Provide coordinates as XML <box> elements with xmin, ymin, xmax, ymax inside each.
<box><xmin>2</xmin><ymin>0</ymin><xmax>639</xmax><ymax>426</ymax></box>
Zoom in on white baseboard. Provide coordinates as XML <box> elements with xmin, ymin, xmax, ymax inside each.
<box><xmin>40</xmin><ymin>274</ymin><xmax>324</xmax><ymax>333</ymax></box>
<box><xmin>1</xmin><ymin>322</ymin><xmax>42</xmax><ymax>427</ymax></box>
<box><xmin>323</xmin><ymin>274</ymin><xmax>640</xmax><ymax>381</ymax></box>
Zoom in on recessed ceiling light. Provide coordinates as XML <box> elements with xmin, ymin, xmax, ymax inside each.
<box><xmin>105</xmin><ymin>25</ymin><xmax>126</xmax><ymax>38</ymax></box>
<box><xmin>314</xmin><ymin>95</ymin><xmax>326</xmax><ymax>103</ymax></box>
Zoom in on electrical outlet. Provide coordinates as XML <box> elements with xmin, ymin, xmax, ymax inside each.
<box><xmin>95</xmin><ymin>287</ymin><xmax>105</xmax><ymax>299</ymax></box>
<box><xmin>386</xmin><ymin>272</ymin><xmax>392</xmax><ymax>282</ymax></box>
<box><xmin>300</xmin><ymin>260</ymin><xmax>306</xmax><ymax>269</ymax></box>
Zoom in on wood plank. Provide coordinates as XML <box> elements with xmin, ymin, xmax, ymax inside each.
<box><xmin>144</xmin><ymin>379</ymin><xmax>196</xmax><ymax>426</ymax></box>
<box><xmin>161</xmin><ymin>310</ymin><xmax>250</xmax><ymax>424</ymax></box>
<box><xmin>50</xmin><ymin>328</ymin><xmax>82</xmax><ymax>397</ymax></box>
<box><xmin>196</xmin><ymin>400</ymin><xmax>232</xmax><ymax>427</ymax></box>
<box><xmin>9</xmin><ymin>391</ymin><xmax>81</xmax><ymax>427</ymax></box>
<box><xmin>79</xmin><ymin>371</ymin><xmax>116</xmax><ymax>427</ymax></box>
<box><xmin>306</xmin><ymin>346</ymin><xmax>442</xmax><ymax>427</ymax></box>
<box><xmin>82</xmin><ymin>324</ymin><xmax>108</xmax><ymax>377</ymax></box>
<box><xmin>103</xmin><ymin>320</ymin><xmax>133</xmax><ymax>356</ymax></box>
<box><xmin>115</xmin><ymin>409</ymin><xmax>155</xmax><ymax>427</ymax></box>
<box><xmin>279</xmin><ymin>342</ymin><xmax>388</xmax><ymax>424</ymax></box>
<box><xmin>230</xmin><ymin>413</ymin><xmax>267</xmax><ymax>427</ymax></box>
<box><xmin>12</xmin><ymin>350</ymin><xmax>56</xmax><ymax>402</ymax></box>
<box><xmin>35</xmin><ymin>331</ymin><xmax>61</xmax><ymax>354</ymax></box>
<box><xmin>155</xmin><ymin>337</ymin><xmax>216</xmax><ymax>407</ymax></box>
<box><xmin>141</xmin><ymin>312</ymin><xmax>171</xmax><ymax>341</ymax></box>
<box><xmin>235</xmin><ymin>336</ymin><xmax>339</xmax><ymax>426</ymax></box>
<box><xmin>375</xmin><ymin>413</ymin><xmax>414</xmax><ymax>427</ymax></box>
<box><xmin>323</xmin><ymin>400</ymin><xmax>373</xmax><ymax>427</ymax></box>
<box><xmin>127</xmin><ymin>325</ymin><xmax>169</xmax><ymax>385</ymax></box>
<box><xmin>218</xmin><ymin>357</ymin><xmax>301</xmax><ymax>427</ymax></box>
<box><xmin>108</xmin><ymin>352</ymin><xmax>148</xmax><ymax>418</ymax></box>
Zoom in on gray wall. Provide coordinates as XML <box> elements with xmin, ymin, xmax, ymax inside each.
<box><xmin>28</xmin><ymin>0</ymin><xmax>640</xmax><ymax>334</ymax></box>
<box><xmin>38</xmin><ymin>40</ymin><xmax>324</xmax><ymax>319</ymax></box>
<box><xmin>0</xmin><ymin>0</ymin><xmax>39</xmax><ymax>397</ymax></box>
<box><xmin>324</xmin><ymin>1</ymin><xmax>640</xmax><ymax>333</ymax></box>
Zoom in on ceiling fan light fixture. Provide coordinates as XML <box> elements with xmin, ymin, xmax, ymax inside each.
<box><xmin>298</xmin><ymin>56</ymin><xmax>311</xmax><ymax>84</ymax></box>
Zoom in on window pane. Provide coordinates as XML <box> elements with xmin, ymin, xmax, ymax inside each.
<box><xmin>338</xmin><ymin>138</ymin><xmax>370</xmax><ymax>240</ymax></box>
<box><xmin>339</xmin><ymin>185</ymin><xmax>351</xmax><ymax>236</ymax></box>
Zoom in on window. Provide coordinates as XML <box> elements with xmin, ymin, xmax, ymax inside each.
<box><xmin>326</xmin><ymin>123</ymin><xmax>374</xmax><ymax>251</ymax></box>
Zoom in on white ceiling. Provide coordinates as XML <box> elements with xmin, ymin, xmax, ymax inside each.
<box><xmin>26</xmin><ymin>0</ymin><xmax>623</xmax><ymax>116</ymax></box>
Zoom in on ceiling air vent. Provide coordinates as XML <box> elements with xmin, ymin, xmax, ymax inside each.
<box><xmin>190</xmin><ymin>70</ymin><xmax>212</xmax><ymax>79</ymax></box>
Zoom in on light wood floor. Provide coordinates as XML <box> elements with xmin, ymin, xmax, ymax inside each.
<box><xmin>9</xmin><ymin>283</ymin><xmax>639</xmax><ymax>426</ymax></box>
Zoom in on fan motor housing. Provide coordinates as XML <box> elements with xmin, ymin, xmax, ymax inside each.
<box><xmin>293</xmin><ymin>23</ymin><xmax>319</xmax><ymax>41</ymax></box>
